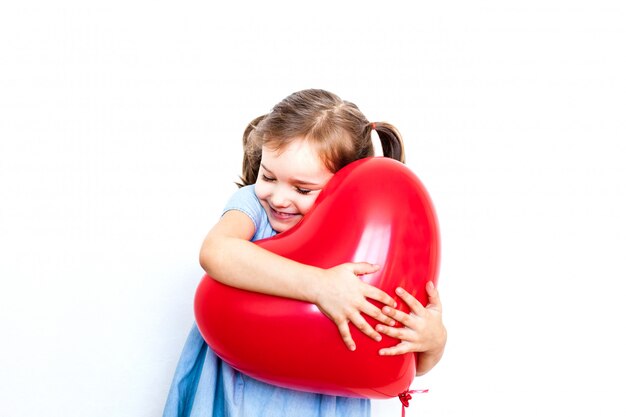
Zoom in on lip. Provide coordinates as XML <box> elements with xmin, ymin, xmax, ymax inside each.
<box><xmin>268</xmin><ymin>205</ymin><xmax>300</xmax><ymax>221</ymax></box>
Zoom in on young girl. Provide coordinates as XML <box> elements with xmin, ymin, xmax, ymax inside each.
<box><xmin>163</xmin><ymin>89</ymin><xmax>446</xmax><ymax>417</ymax></box>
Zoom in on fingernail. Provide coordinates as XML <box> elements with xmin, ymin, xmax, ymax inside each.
<box><xmin>396</xmin><ymin>287</ymin><xmax>404</xmax><ymax>295</ymax></box>
<box><xmin>427</xmin><ymin>281</ymin><xmax>434</xmax><ymax>290</ymax></box>
<box><xmin>375</xmin><ymin>335</ymin><xmax>382</xmax><ymax>342</ymax></box>
<box><xmin>389</xmin><ymin>320</ymin><xmax>395</xmax><ymax>326</ymax></box>
<box><xmin>382</xmin><ymin>306</ymin><xmax>392</xmax><ymax>314</ymax></box>
<box><xmin>350</xmin><ymin>345</ymin><xmax>356</xmax><ymax>351</ymax></box>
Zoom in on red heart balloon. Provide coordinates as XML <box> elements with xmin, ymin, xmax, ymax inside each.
<box><xmin>194</xmin><ymin>157</ymin><xmax>440</xmax><ymax>398</ymax></box>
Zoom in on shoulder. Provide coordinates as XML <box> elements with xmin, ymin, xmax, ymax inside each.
<box><xmin>222</xmin><ymin>185</ymin><xmax>275</xmax><ymax>241</ymax></box>
<box><xmin>223</xmin><ymin>185</ymin><xmax>262</xmax><ymax>221</ymax></box>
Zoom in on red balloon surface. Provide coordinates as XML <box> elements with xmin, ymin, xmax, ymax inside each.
<box><xmin>194</xmin><ymin>157</ymin><xmax>440</xmax><ymax>399</ymax></box>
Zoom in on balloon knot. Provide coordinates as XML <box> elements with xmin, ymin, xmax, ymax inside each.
<box><xmin>398</xmin><ymin>389</ymin><xmax>429</xmax><ymax>416</ymax></box>
<box><xmin>398</xmin><ymin>390</ymin><xmax>412</xmax><ymax>407</ymax></box>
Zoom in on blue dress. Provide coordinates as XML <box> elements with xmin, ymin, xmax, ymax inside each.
<box><xmin>163</xmin><ymin>185</ymin><xmax>371</xmax><ymax>417</ymax></box>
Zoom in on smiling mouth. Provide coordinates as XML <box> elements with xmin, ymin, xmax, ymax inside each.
<box><xmin>269</xmin><ymin>206</ymin><xmax>299</xmax><ymax>220</ymax></box>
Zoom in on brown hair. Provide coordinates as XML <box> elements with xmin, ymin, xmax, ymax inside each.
<box><xmin>238</xmin><ymin>89</ymin><xmax>405</xmax><ymax>187</ymax></box>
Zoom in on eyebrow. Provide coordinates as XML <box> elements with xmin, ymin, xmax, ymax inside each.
<box><xmin>260</xmin><ymin>163</ymin><xmax>321</xmax><ymax>186</ymax></box>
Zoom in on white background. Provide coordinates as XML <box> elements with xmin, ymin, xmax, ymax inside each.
<box><xmin>1</xmin><ymin>1</ymin><xmax>625</xmax><ymax>416</ymax></box>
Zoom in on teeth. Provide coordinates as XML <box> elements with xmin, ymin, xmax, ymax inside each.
<box><xmin>272</xmin><ymin>207</ymin><xmax>295</xmax><ymax>217</ymax></box>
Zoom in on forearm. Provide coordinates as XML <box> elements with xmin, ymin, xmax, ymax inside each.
<box><xmin>200</xmin><ymin>234</ymin><xmax>322</xmax><ymax>303</ymax></box>
<box><xmin>199</xmin><ymin>211</ymin><xmax>395</xmax><ymax>349</ymax></box>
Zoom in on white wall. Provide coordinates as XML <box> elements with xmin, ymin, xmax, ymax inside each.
<box><xmin>1</xmin><ymin>1</ymin><xmax>625</xmax><ymax>416</ymax></box>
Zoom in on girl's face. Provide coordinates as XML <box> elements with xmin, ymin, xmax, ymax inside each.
<box><xmin>255</xmin><ymin>138</ymin><xmax>334</xmax><ymax>233</ymax></box>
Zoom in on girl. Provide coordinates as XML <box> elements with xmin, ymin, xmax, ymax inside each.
<box><xmin>163</xmin><ymin>89</ymin><xmax>446</xmax><ymax>417</ymax></box>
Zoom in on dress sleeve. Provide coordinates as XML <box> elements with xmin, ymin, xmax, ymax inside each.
<box><xmin>222</xmin><ymin>185</ymin><xmax>276</xmax><ymax>241</ymax></box>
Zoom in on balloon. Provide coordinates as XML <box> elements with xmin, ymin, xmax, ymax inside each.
<box><xmin>194</xmin><ymin>157</ymin><xmax>440</xmax><ymax>399</ymax></box>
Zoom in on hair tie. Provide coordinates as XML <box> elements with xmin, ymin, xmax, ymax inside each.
<box><xmin>371</xmin><ymin>122</ymin><xmax>377</xmax><ymax>130</ymax></box>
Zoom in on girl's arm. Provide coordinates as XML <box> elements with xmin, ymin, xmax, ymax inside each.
<box><xmin>376</xmin><ymin>282</ymin><xmax>447</xmax><ymax>376</ymax></box>
<box><xmin>200</xmin><ymin>210</ymin><xmax>397</xmax><ymax>351</ymax></box>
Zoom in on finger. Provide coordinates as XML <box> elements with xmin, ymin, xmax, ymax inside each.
<box><xmin>350</xmin><ymin>262</ymin><xmax>381</xmax><ymax>276</ymax></box>
<box><xmin>396</xmin><ymin>287</ymin><xmax>426</xmax><ymax>315</ymax></box>
<box><xmin>379</xmin><ymin>342</ymin><xmax>412</xmax><ymax>356</ymax></box>
<box><xmin>349</xmin><ymin>312</ymin><xmax>382</xmax><ymax>342</ymax></box>
<box><xmin>425</xmin><ymin>281</ymin><xmax>442</xmax><ymax>312</ymax></box>
<box><xmin>361</xmin><ymin>303</ymin><xmax>396</xmax><ymax>326</ymax></box>
<box><xmin>375</xmin><ymin>323</ymin><xmax>411</xmax><ymax>340</ymax></box>
<box><xmin>337</xmin><ymin>321</ymin><xmax>356</xmax><ymax>351</ymax></box>
<box><xmin>381</xmin><ymin>304</ymin><xmax>417</xmax><ymax>326</ymax></box>
<box><xmin>364</xmin><ymin>285</ymin><xmax>397</xmax><ymax>308</ymax></box>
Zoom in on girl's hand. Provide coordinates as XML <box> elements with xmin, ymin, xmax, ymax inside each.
<box><xmin>376</xmin><ymin>282</ymin><xmax>446</xmax><ymax>363</ymax></box>
<box><xmin>314</xmin><ymin>262</ymin><xmax>397</xmax><ymax>351</ymax></box>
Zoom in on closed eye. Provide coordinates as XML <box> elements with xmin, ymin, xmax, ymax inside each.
<box><xmin>261</xmin><ymin>174</ymin><xmax>276</xmax><ymax>182</ymax></box>
<box><xmin>295</xmin><ymin>187</ymin><xmax>312</xmax><ymax>195</ymax></box>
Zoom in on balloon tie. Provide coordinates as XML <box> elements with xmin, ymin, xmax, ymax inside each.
<box><xmin>398</xmin><ymin>389</ymin><xmax>429</xmax><ymax>417</ymax></box>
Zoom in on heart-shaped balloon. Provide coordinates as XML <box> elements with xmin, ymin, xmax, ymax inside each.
<box><xmin>194</xmin><ymin>157</ymin><xmax>440</xmax><ymax>399</ymax></box>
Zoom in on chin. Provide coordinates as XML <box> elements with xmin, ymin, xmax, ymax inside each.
<box><xmin>270</xmin><ymin>218</ymin><xmax>302</xmax><ymax>234</ymax></box>
<box><xmin>271</xmin><ymin>223</ymin><xmax>291</xmax><ymax>234</ymax></box>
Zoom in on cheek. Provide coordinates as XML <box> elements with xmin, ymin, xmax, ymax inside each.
<box><xmin>254</xmin><ymin>181</ymin><xmax>270</xmax><ymax>200</ymax></box>
<box><xmin>297</xmin><ymin>196</ymin><xmax>318</xmax><ymax>216</ymax></box>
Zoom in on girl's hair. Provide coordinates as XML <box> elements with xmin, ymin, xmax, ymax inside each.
<box><xmin>238</xmin><ymin>89</ymin><xmax>405</xmax><ymax>187</ymax></box>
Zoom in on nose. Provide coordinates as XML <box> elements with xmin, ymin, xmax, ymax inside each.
<box><xmin>269</xmin><ymin>186</ymin><xmax>290</xmax><ymax>209</ymax></box>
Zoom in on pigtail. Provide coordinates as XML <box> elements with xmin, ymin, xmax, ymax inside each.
<box><xmin>237</xmin><ymin>115</ymin><xmax>266</xmax><ymax>188</ymax></box>
<box><xmin>372</xmin><ymin>122</ymin><xmax>406</xmax><ymax>163</ymax></box>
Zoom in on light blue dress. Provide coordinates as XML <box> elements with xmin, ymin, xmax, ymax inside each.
<box><xmin>163</xmin><ymin>185</ymin><xmax>371</xmax><ymax>417</ymax></box>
